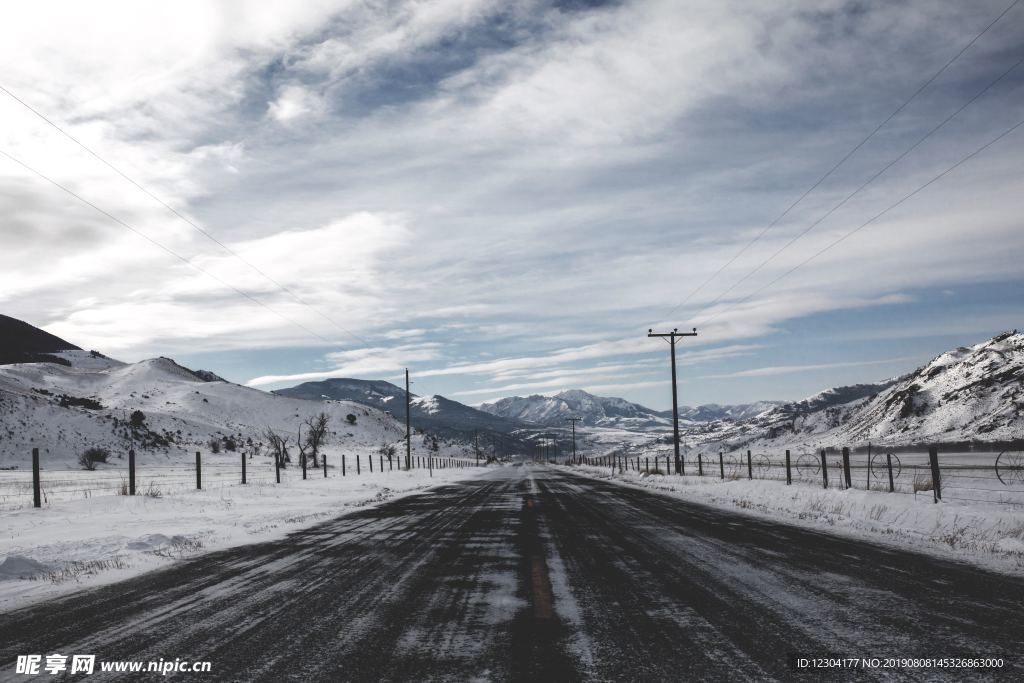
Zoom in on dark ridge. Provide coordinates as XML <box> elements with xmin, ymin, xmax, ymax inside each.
<box><xmin>0</xmin><ymin>314</ymin><xmax>80</xmax><ymax>365</ymax></box>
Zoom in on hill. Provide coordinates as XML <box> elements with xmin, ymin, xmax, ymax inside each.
<box><xmin>273</xmin><ymin>378</ymin><xmax>525</xmax><ymax>438</ymax></box>
<box><xmin>681</xmin><ymin>331</ymin><xmax>1024</xmax><ymax>449</ymax></box>
<box><xmin>0</xmin><ymin>314</ymin><xmax>80</xmax><ymax>365</ymax></box>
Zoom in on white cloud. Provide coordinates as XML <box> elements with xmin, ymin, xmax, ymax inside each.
<box><xmin>267</xmin><ymin>84</ymin><xmax>326</xmax><ymax>124</ymax></box>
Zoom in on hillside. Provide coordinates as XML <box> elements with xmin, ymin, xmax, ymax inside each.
<box><xmin>0</xmin><ymin>314</ymin><xmax>80</xmax><ymax>365</ymax></box>
<box><xmin>0</xmin><ymin>353</ymin><xmax>470</xmax><ymax>469</ymax></box>
<box><xmin>681</xmin><ymin>331</ymin><xmax>1024</xmax><ymax>449</ymax></box>
<box><xmin>274</xmin><ymin>377</ymin><xmax>524</xmax><ymax>437</ymax></box>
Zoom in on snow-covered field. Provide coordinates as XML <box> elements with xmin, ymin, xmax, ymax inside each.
<box><xmin>0</xmin><ymin>465</ymin><xmax>489</xmax><ymax>612</ymax></box>
<box><xmin>568</xmin><ymin>464</ymin><xmax>1024</xmax><ymax>576</ymax></box>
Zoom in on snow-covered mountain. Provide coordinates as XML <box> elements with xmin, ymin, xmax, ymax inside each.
<box><xmin>0</xmin><ymin>318</ymin><xmax>470</xmax><ymax>468</ymax></box>
<box><xmin>273</xmin><ymin>377</ymin><xmax>524</xmax><ymax>437</ymax></box>
<box><xmin>479</xmin><ymin>389</ymin><xmax>779</xmax><ymax>429</ymax></box>
<box><xmin>683</xmin><ymin>331</ymin><xmax>1024</xmax><ymax>448</ymax></box>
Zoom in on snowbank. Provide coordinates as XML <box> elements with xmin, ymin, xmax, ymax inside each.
<box><xmin>568</xmin><ymin>465</ymin><xmax>1024</xmax><ymax>576</ymax></box>
<box><xmin>0</xmin><ymin>466</ymin><xmax>488</xmax><ymax>612</ymax></box>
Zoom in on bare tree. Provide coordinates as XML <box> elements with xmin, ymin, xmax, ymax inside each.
<box><xmin>301</xmin><ymin>413</ymin><xmax>330</xmax><ymax>468</ymax></box>
<box><xmin>378</xmin><ymin>441</ymin><xmax>396</xmax><ymax>467</ymax></box>
<box><xmin>263</xmin><ymin>427</ymin><xmax>291</xmax><ymax>468</ymax></box>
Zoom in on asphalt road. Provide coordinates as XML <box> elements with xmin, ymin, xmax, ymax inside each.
<box><xmin>1</xmin><ymin>466</ymin><xmax>1021</xmax><ymax>681</ymax></box>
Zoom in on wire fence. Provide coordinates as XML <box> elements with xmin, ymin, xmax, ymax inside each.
<box><xmin>577</xmin><ymin>448</ymin><xmax>1024</xmax><ymax>507</ymax></box>
<box><xmin>1</xmin><ymin>449</ymin><xmax>484</xmax><ymax>510</ymax></box>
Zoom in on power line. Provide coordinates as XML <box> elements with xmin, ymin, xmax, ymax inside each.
<box><xmin>696</xmin><ymin>51</ymin><xmax>1024</xmax><ymax>314</ymax></box>
<box><xmin>0</xmin><ymin>146</ymin><xmax>335</xmax><ymax>345</ymax></box>
<box><xmin>657</xmin><ymin>0</ymin><xmax>1021</xmax><ymax>323</ymax></box>
<box><xmin>0</xmin><ymin>84</ymin><xmax>368</xmax><ymax>346</ymax></box>
<box><xmin>700</xmin><ymin>113</ymin><xmax>1024</xmax><ymax>326</ymax></box>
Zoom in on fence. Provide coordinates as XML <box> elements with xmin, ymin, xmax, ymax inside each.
<box><xmin>578</xmin><ymin>447</ymin><xmax>1024</xmax><ymax>507</ymax></box>
<box><xmin>1</xmin><ymin>448</ymin><xmax>483</xmax><ymax>510</ymax></box>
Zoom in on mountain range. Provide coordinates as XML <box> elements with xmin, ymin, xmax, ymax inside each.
<box><xmin>2</xmin><ymin>314</ymin><xmax>1021</xmax><ymax>464</ymax></box>
<box><xmin>478</xmin><ymin>389</ymin><xmax>781</xmax><ymax>429</ymax></box>
<box><xmin>273</xmin><ymin>378</ymin><xmax>523</xmax><ymax>438</ymax></box>
<box><xmin>679</xmin><ymin>331</ymin><xmax>1024</xmax><ymax>449</ymax></box>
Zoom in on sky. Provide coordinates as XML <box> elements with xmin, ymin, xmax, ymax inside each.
<box><xmin>1</xmin><ymin>0</ymin><xmax>1022</xmax><ymax>410</ymax></box>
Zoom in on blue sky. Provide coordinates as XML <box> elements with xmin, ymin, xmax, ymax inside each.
<box><xmin>1</xmin><ymin>0</ymin><xmax>1022</xmax><ymax>409</ymax></box>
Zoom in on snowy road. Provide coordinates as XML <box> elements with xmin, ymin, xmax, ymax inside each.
<box><xmin>1</xmin><ymin>466</ymin><xmax>1021</xmax><ymax>681</ymax></box>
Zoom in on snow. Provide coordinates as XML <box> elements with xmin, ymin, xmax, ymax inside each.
<box><xmin>568</xmin><ymin>465</ymin><xmax>1024</xmax><ymax>576</ymax></box>
<box><xmin>0</xmin><ymin>355</ymin><xmax>479</xmax><ymax>469</ymax></box>
<box><xmin>0</xmin><ymin>465</ymin><xmax>489</xmax><ymax>612</ymax></box>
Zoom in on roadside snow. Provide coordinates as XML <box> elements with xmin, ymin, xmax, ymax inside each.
<box><xmin>0</xmin><ymin>466</ymin><xmax>488</xmax><ymax>612</ymax></box>
<box><xmin>568</xmin><ymin>465</ymin><xmax>1024</xmax><ymax>576</ymax></box>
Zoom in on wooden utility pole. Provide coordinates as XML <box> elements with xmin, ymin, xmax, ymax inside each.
<box><xmin>566</xmin><ymin>417</ymin><xmax>581</xmax><ymax>464</ymax></box>
<box><xmin>647</xmin><ymin>327</ymin><xmax>697</xmax><ymax>475</ymax></box>
<box><xmin>405</xmin><ymin>368</ymin><xmax>412</xmax><ymax>471</ymax></box>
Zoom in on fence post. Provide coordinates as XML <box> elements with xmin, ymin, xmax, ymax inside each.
<box><xmin>719</xmin><ymin>451</ymin><xmax>724</xmax><ymax>479</ymax></box>
<box><xmin>928</xmin><ymin>445</ymin><xmax>942</xmax><ymax>503</ymax></box>
<box><xmin>129</xmin><ymin>448</ymin><xmax>136</xmax><ymax>495</ymax></box>
<box><xmin>820</xmin><ymin>449</ymin><xmax>828</xmax><ymax>489</ymax></box>
<box><xmin>302</xmin><ymin>452</ymin><xmax>307</xmax><ymax>480</ymax></box>
<box><xmin>357</xmin><ymin>455</ymin><xmax>361</xmax><ymax>475</ymax></box>
<box><xmin>785</xmin><ymin>449</ymin><xmax>791</xmax><ymax>485</ymax></box>
<box><xmin>886</xmin><ymin>452</ymin><xmax>894</xmax><ymax>492</ymax></box>
<box><xmin>275</xmin><ymin>453</ymin><xmax>281</xmax><ymax>483</ymax></box>
<box><xmin>842</xmin><ymin>447</ymin><xmax>851</xmax><ymax>489</ymax></box>
<box><xmin>196</xmin><ymin>451</ymin><xmax>202</xmax><ymax>490</ymax></box>
<box><xmin>369</xmin><ymin>455</ymin><xmax>374</xmax><ymax>473</ymax></box>
<box><xmin>32</xmin><ymin>447</ymin><xmax>41</xmax><ymax>508</ymax></box>
<box><xmin>323</xmin><ymin>455</ymin><xmax>328</xmax><ymax>478</ymax></box>
<box><xmin>697</xmin><ymin>452</ymin><xmax>703</xmax><ymax>476</ymax></box>
<box><xmin>747</xmin><ymin>450</ymin><xmax>752</xmax><ymax>479</ymax></box>
<box><xmin>241</xmin><ymin>451</ymin><xmax>246</xmax><ymax>484</ymax></box>
<box><xmin>645</xmin><ymin>457</ymin><xmax>649</xmax><ymax>473</ymax></box>
<box><xmin>342</xmin><ymin>453</ymin><xmax>346</xmax><ymax>477</ymax></box>
<box><xmin>380</xmin><ymin>455</ymin><xmax>383</xmax><ymax>472</ymax></box>
<box><xmin>866</xmin><ymin>443</ymin><xmax>872</xmax><ymax>490</ymax></box>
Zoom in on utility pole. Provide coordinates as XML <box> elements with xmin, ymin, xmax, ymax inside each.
<box><xmin>566</xmin><ymin>417</ymin><xmax>581</xmax><ymax>464</ymax></box>
<box><xmin>405</xmin><ymin>368</ymin><xmax>412</xmax><ymax>471</ymax></box>
<box><xmin>648</xmin><ymin>327</ymin><xmax>698</xmax><ymax>475</ymax></box>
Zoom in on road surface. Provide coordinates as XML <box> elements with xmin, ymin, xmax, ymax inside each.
<box><xmin>1</xmin><ymin>466</ymin><xmax>1021</xmax><ymax>681</ymax></box>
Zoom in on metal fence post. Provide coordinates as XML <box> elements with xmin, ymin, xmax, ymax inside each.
<box><xmin>886</xmin><ymin>452</ymin><xmax>894</xmax><ymax>493</ymax></box>
<box><xmin>747</xmin><ymin>450</ymin><xmax>753</xmax><ymax>480</ymax></box>
<box><xmin>302</xmin><ymin>451</ymin><xmax>307</xmax><ymax>480</ymax></box>
<box><xmin>129</xmin><ymin>448</ymin><xmax>136</xmax><ymax>495</ymax></box>
<box><xmin>242</xmin><ymin>451</ymin><xmax>247</xmax><ymax>484</ymax></box>
<box><xmin>275</xmin><ymin>453</ymin><xmax>281</xmax><ymax>483</ymax></box>
<box><xmin>842</xmin><ymin>447</ymin><xmax>852</xmax><ymax>489</ymax></box>
<box><xmin>785</xmin><ymin>449</ymin><xmax>791</xmax><ymax>485</ymax></box>
<box><xmin>357</xmin><ymin>455</ymin><xmax>361</xmax><ymax>475</ymax></box>
<box><xmin>928</xmin><ymin>445</ymin><xmax>942</xmax><ymax>503</ymax></box>
<box><xmin>323</xmin><ymin>455</ymin><xmax>328</xmax><ymax>478</ymax></box>
<box><xmin>866</xmin><ymin>443</ymin><xmax>872</xmax><ymax>490</ymax></box>
<box><xmin>32</xmin><ymin>447</ymin><xmax>41</xmax><ymax>508</ymax></box>
<box><xmin>342</xmin><ymin>453</ymin><xmax>346</xmax><ymax>477</ymax></box>
<box><xmin>196</xmin><ymin>451</ymin><xmax>202</xmax><ymax>490</ymax></box>
<box><xmin>698</xmin><ymin>452</ymin><xmax>703</xmax><ymax>476</ymax></box>
<box><xmin>719</xmin><ymin>451</ymin><xmax>724</xmax><ymax>479</ymax></box>
<box><xmin>820</xmin><ymin>449</ymin><xmax>828</xmax><ymax>489</ymax></box>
